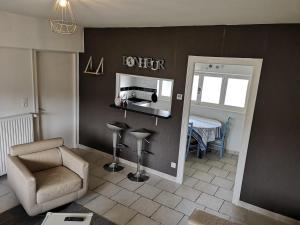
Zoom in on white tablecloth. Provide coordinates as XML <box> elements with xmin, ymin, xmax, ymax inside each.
<box><xmin>189</xmin><ymin>115</ymin><xmax>222</xmax><ymax>148</ymax></box>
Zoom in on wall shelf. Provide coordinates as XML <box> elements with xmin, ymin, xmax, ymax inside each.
<box><xmin>110</xmin><ymin>103</ymin><xmax>171</xmax><ymax>119</ymax></box>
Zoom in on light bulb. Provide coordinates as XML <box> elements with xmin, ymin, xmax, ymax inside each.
<box><xmin>58</xmin><ymin>0</ymin><xmax>68</xmax><ymax>8</ymax></box>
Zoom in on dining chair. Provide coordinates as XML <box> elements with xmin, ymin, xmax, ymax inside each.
<box><xmin>186</xmin><ymin>122</ymin><xmax>205</xmax><ymax>159</ymax></box>
<box><xmin>207</xmin><ymin>117</ymin><xmax>231</xmax><ymax>158</ymax></box>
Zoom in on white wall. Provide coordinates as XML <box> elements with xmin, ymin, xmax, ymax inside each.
<box><xmin>0</xmin><ymin>11</ymin><xmax>84</xmax><ymax>52</ymax></box>
<box><xmin>0</xmin><ymin>48</ymin><xmax>35</xmax><ymax>117</ymax></box>
<box><xmin>0</xmin><ymin>10</ymin><xmax>82</xmax><ymax>145</ymax></box>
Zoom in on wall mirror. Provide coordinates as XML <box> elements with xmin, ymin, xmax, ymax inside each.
<box><xmin>115</xmin><ymin>73</ymin><xmax>173</xmax><ymax>117</ymax></box>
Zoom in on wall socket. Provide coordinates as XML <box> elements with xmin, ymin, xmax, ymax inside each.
<box><xmin>171</xmin><ymin>162</ymin><xmax>177</xmax><ymax>168</ymax></box>
<box><xmin>176</xmin><ymin>94</ymin><xmax>183</xmax><ymax>100</ymax></box>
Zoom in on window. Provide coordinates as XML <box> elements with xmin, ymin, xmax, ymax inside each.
<box><xmin>161</xmin><ymin>80</ymin><xmax>172</xmax><ymax>97</ymax></box>
<box><xmin>201</xmin><ymin>76</ymin><xmax>222</xmax><ymax>104</ymax></box>
<box><xmin>156</xmin><ymin>79</ymin><xmax>173</xmax><ymax>100</ymax></box>
<box><xmin>191</xmin><ymin>75</ymin><xmax>199</xmax><ymax>101</ymax></box>
<box><xmin>224</xmin><ymin>78</ymin><xmax>249</xmax><ymax>108</ymax></box>
<box><xmin>191</xmin><ymin>73</ymin><xmax>251</xmax><ymax>111</ymax></box>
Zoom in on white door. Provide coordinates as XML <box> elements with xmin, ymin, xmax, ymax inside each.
<box><xmin>37</xmin><ymin>51</ymin><xmax>76</xmax><ymax>148</ymax></box>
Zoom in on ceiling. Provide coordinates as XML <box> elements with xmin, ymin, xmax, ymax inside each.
<box><xmin>0</xmin><ymin>0</ymin><xmax>300</xmax><ymax>27</ymax></box>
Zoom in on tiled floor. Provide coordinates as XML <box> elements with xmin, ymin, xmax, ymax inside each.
<box><xmin>0</xmin><ymin>148</ymin><xmax>291</xmax><ymax>225</ymax></box>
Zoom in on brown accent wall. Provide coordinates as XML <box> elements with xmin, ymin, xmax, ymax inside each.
<box><xmin>79</xmin><ymin>25</ymin><xmax>300</xmax><ymax>220</ymax></box>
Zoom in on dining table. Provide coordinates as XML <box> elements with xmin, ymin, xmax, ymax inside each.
<box><xmin>189</xmin><ymin>115</ymin><xmax>222</xmax><ymax>150</ymax></box>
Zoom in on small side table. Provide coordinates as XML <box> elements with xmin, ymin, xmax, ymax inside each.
<box><xmin>41</xmin><ymin>212</ymin><xmax>93</xmax><ymax>225</ymax></box>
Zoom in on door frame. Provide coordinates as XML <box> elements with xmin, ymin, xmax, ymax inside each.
<box><xmin>176</xmin><ymin>56</ymin><xmax>263</xmax><ymax>205</ymax></box>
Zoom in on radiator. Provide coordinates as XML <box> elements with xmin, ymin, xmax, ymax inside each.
<box><xmin>0</xmin><ymin>114</ymin><xmax>34</xmax><ymax>176</ymax></box>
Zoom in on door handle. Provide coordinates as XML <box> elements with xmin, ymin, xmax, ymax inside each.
<box><xmin>39</xmin><ymin>107</ymin><xmax>46</xmax><ymax>112</ymax></box>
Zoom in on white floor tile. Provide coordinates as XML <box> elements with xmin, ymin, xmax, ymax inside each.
<box><xmin>227</xmin><ymin>172</ymin><xmax>236</xmax><ymax>181</ymax></box>
<box><xmin>184</xmin><ymin>167</ymin><xmax>196</xmax><ymax>176</ymax></box>
<box><xmin>178</xmin><ymin>215</ymin><xmax>189</xmax><ymax>225</ymax></box>
<box><xmin>118</xmin><ymin>178</ymin><xmax>144</xmax><ymax>191</ymax></box>
<box><xmin>183</xmin><ymin>176</ymin><xmax>199</xmax><ymax>187</ymax></box>
<box><xmin>102</xmin><ymin>172</ymin><xmax>126</xmax><ymax>184</ymax></box>
<box><xmin>206</xmin><ymin>160</ymin><xmax>225</xmax><ymax>169</ymax></box>
<box><xmin>94</xmin><ymin>182</ymin><xmax>122</xmax><ymax>197</ymax></box>
<box><xmin>82</xmin><ymin>153</ymin><xmax>102</xmax><ymax>164</ymax></box>
<box><xmin>211</xmin><ymin>177</ymin><xmax>234</xmax><ymax>190</ymax></box>
<box><xmin>84</xmin><ymin>195</ymin><xmax>116</xmax><ymax>215</ymax></box>
<box><xmin>0</xmin><ymin>183</ymin><xmax>11</xmax><ymax>197</ymax></box>
<box><xmin>192</xmin><ymin>170</ymin><xmax>215</xmax><ymax>183</ymax></box>
<box><xmin>223</xmin><ymin>163</ymin><xmax>237</xmax><ymax>172</ymax></box>
<box><xmin>191</xmin><ymin>163</ymin><xmax>211</xmax><ymax>172</ymax></box>
<box><xmin>130</xmin><ymin>197</ymin><xmax>160</xmax><ymax>217</ymax></box>
<box><xmin>88</xmin><ymin>176</ymin><xmax>106</xmax><ymax>190</ymax></box>
<box><xmin>0</xmin><ymin>193</ymin><xmax>19</xmax><ymax>213</ymax></box>
<box><xmin>219</xmin><ymin>201</ymin><xmax>248</xmax><ymax>221</ymax></box>
<box><xmin>175</xmin><ymin>185</ymin><xmax>201</xmax><ymax>201</ymax></box>
<box><xmin>127</xmin><ymin>214</ymin><xmax>159</xmax><ymax>225</ymax></box>
<box><xmin>119</xmin><ymin>165</ymin><xmax>136</xmax><ymax>175</ymax></box>
<box><xmin>208</xmin><ymin>167</ymin><xmax>229</xmax><ymax>178</ymax></box>
<box><xmin>90</xmin><ymin>165</ymin><xmax>110</xmax><ymax>178</ymax></box>
<box><xmin>215</xmin><ymin>187</ymin><xmax>233</xmax><ymax>202</ymax></box>
<box><xmin>76</xmin><ymin>191</ymin><xmax>99</xmax><ymax>205</ymax></box>
<box><xmin>145</xmin><ymin>175</ymin><xmax>162</xmax><ymax>186</ymax></box>
<box><xmin>151</xmin><ymin>206</ymin><xmax>184</xmax><ymax>225</ymax></box>
<box><xmin>103</xmin><ymin>204</ymin><xmax>137</xmax><ymax>225</ymax></box>
<box><xmin>205</xmin><ymin>208</ymin><xmax>230</xmax><ymax>220</ymax></box>
<box><xmin>135</xmin><ymin>184</ymin><xmax>162</xmax><ymax>199</ymax></box>
<box><xmin>220</xmin><ymin>157</ymin><xmax>237</xmax><ymax>166</ymax></box>
<box><xmin>184</xmin><ymin>161</ymin><xmax>193</xmax><ymax>168</ymax></box>
<box><xmin>111</xmin><ymin>189</ymin><xmax>140</xmax><ymax>206</ymax></box>
<box><xmin>155</xmin><ymin>179</ymin><xmax>180</xmax><ymax>193</ymax></box>
<box><xmin>196</xmin><ymin>193</ymin><xmax>224</xmax><ymax>211</ymax></box>
<box><xmin>154</xmin><ymin>191</ymin><xmax>182</xmax><ymax>209</ymax></box>
<box><xmin>175</xmin><ymin>199</ymin><xmax>205</xmax><ymax>216</ymax></box>
<box><xmin>194</xmin><ymin>180</ymin><xmax>218</xmax><ymax>195</ymax></box>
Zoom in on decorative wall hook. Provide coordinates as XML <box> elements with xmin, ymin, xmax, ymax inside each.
<box><xmin>84</xmin><ymin>56</ymin><xmax>104</xmax><ymax>75</ymax></box>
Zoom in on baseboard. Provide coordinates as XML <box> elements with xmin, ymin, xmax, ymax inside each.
<box><xmin>78</xmin><ymin>144</ymin><xmax>178</xmax><ymax>183</ymax></box>
<box><xmin>225</xmin><ymin>149</ymin><xmax>239</xmax><ymax>155</ymax></box>
<box><xmin>238</xmin><ymin>201</ymin><xmax>300</xmax><ymax>225</ymax></box>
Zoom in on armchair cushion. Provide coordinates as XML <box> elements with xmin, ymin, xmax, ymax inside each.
<box><xmin>19</xmin><ymin>148</ymin><xmax>62</xmax><ymax>172</ymax></box>
<box><xmin>35</xmin><ymin>166</ymin><xmax>82</xmax><ymax>204</ymax></box>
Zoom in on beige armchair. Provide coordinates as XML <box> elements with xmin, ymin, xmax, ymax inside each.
<box><xmin>7</xmin><ymin>138</ymin><xmax>89</xmax><ymax>216</ymax></box>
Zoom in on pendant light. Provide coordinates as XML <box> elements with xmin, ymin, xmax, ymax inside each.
<box><xmin>49</xmin><ymin>0</ymin><xmax>77</xmax><ymax>34</ymax></box>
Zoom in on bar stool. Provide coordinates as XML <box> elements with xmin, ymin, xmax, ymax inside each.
<box><xmin>104</xmin><ymin>122</ymin><xmax>128</xmax><ymax>172</ymax></box>
<box><xmin>127</xmin><ymin>128</ymin><xmax>152</xmax><ymax>182</ymax></box>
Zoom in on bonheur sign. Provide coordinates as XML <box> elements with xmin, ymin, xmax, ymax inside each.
<box><xmin>122</xmin><ymin>56</ymin><xmax>165</xmax><ymax>71</ymax></box>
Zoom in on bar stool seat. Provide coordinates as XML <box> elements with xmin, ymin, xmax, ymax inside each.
<box><xmin>127</xmin><ymin>128</ymin><xmax>151</xmax><ymax>182</ymax></box>
<box><xmin>130</xmin><ymin>128</ymin><xmax>151</xmax><ymax>139</ymax></box>
<box><xmin>104</xmin><ymin>122</ymin><xmax>128</xmax><ymax>172</ymax></box>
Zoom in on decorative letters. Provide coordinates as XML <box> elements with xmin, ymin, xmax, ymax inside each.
<box><xmin>122</xmin><ymin>56</ymin><xmax>165</xmax><ymax>71</ymax></box>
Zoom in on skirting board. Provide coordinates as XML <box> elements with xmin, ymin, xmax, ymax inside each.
<box><xmin>238</xmin><ymin>201</ymin><xmax>300</xmax><ymax>225</ymax></box>
<box><xmin>78</xmin><ymin>144</ymin><xmax>178</xmax><ymax>183</ymax></box>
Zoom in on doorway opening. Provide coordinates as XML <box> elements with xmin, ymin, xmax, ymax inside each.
<box><xmin>177</xmin><ymin>56</ymin><xmax>263</xmax><ymax>206</ymax></box>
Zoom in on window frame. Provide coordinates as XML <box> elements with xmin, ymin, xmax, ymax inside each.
<box><xmin>192</xmin><ymin>71</ymin><xmax>252</xmax><ymax>113</ymax></box>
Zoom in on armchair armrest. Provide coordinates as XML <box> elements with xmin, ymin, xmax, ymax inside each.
<box><xmin>59</xmin><ymin>146</ymin><xmax>89</xmax><ymax>179</ymax></box>
<box><xmin>7</xmin><ymin>155</ymin><xmax>36</xmax><ymax>209</ymax></box>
